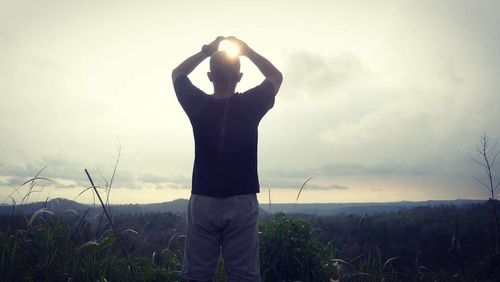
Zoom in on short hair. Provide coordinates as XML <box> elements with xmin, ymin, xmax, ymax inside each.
<box><xmin>209</xmin><ymin>51</ymin><xmax>241</xmax><ymax>83</ymax></box>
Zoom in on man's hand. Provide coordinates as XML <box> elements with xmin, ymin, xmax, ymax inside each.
<box><xmin>172</xmin><ymin>36</ymin><xmax>224</xmax><ymax>82</ymax></box>
<box><xmin>226</xmin><ymin>36</ymin><xmax>250</xmax><ymax>56</ymax></box>
<box><xmin>204</xmin><ymin>36</ymin><xmax>225</xmax><ymax>56</ymax></box>
<box><xmin>227</xmin><ymin>37</ymin><xmax>283</xmax><ymax>93</ymax></box>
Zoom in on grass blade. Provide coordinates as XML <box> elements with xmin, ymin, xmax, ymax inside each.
<box><xmin>28</xmin><ymin>208</ymin><xmax>54</xmax><ymax>227</ymax></box>
<box><xmin>293</xmin><ymin>177</ymin><xmax>312</xmax><ymax>213</ymax></box>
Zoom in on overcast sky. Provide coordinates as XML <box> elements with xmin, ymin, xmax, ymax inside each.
<box><xmin>1</xmin><ymin>0</ymin><xmax>499</xmax><ymax>204</ymax></box>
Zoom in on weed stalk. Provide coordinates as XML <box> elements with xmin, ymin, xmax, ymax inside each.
<box><xmin>84</xmin><ymin>168</ymin><xmax>134</xmax><ymax>273</ymax></box>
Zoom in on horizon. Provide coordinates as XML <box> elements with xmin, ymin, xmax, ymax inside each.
<box><xmin>1</xmin><ymin>0</ymin><xmax>500</xmax><ymax>204</ymax></box>
<box><xmin>0</xmin><ymin>191</ymin><xmax>487</xmax><ymax>206</ymax></box>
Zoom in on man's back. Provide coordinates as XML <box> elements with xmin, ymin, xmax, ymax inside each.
<box><xmin>174</xmin><ymin>75</ymin><xmax>275</xmax><ymax>197</ymax></box>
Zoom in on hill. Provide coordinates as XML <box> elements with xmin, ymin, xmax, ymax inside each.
<box><xmin>265</xmin><ymin>199</ymin><xmax>484</xmax><ymax>216</ymax></box>
<box><xmin>0</xmin><ymin>198</ymin><xmax>484</xmax><ymax>216</ymax></box>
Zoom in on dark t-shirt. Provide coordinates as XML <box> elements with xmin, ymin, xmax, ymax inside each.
<box><xmin>174</xmin><ymin>75</ymin><xmax>275</xmax><ymax>198</ymax></box>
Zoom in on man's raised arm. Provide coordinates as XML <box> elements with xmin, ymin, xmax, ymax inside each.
<box><xmin>228</xmin><ymin>37</ymin><xmax>283</xmax><ymax>93</ymax></box>
<box><xmin>171</xmin><ymin>36</ymin><xmax>224</xmax><ymax>83</ymax></box>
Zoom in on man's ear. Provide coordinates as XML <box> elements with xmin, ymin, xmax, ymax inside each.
<box><xmin>207</xmin><ymin>72</ymin><xmax>214</xmax><ymax>82</ymax></box>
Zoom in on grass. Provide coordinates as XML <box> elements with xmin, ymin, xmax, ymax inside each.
<box><xmin>1</xmin><ymin>168</ymin><xmax>492</xmax><ymax>281</ymax></box>
<box><xmin>0</xmin><ymin>166</ymin><xmax>184</xmax><ymax>281</ymax></box>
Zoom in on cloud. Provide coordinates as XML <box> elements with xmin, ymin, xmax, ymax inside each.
<box><xmin>280</xmin><ymin>49</ymin><xmax>373</xmax><ymax>99</ymax></box>
<box><xmin>263</xmin><ymin>162</ymin><xmax>430</xmax><ymax>180</ymax></box>
<box><xmin>0</xmin><ymin>159</ymin><xmax>192</xmax><ymax>192</ymax></box>
<box><xmin>260</xmin><ymin>176</ymin><xmax>349</xmax><ymax>190</ymax></box>
<box><xmin>52</xmin><ymin>181</ymin><xmax>79</xmax><ymax>189</ymax></box>
<box><xmin>0</xmin><ymin>159</ymin><xmax>89</xmax><ymax>185</ymax></box>
<box><xmin>319</xmin><ymin>163</ymin><xmax>430</xmax><ymax>176</ymax></box>
<box><xmin>134</xmin><ymin>173</ymin><xmax>191</xmax><ymax>190</ymax></box>
<box><xmin>31</xmin><ymin>54</ymin><xmax>72</xmax><ymax>74</ymax></box>
<box><xmin>83</xmin><ymin>170</ymin><xmax>191</xmax><ymax>190</ymax></box>
<box><xmin>307</xmin><ymin>184</ymin><xmax>349</xmax><ymax>190</ymax></box>
<box><xmin>0</xmin><ymin>176</ymin><xmax>11</xmax><ymax>186</ymax></box>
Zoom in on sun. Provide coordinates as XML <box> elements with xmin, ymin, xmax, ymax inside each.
<box><xmin>218</xmin><ymin>39</ymin><xmax>241</xmax><ymax>58</ymax></box>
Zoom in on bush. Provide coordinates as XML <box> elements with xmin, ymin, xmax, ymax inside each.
<box><xmin>259</xmin><ymin>212</ymin><xmax>336</xmax><ymax>281</ymax></box>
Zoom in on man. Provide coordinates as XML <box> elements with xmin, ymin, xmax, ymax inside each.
<box><xmin>172</xmin><ymin>36</ymin><xmax>282</xmax><ymax>282</ymax></box>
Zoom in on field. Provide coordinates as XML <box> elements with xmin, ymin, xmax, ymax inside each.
<box><xmin>1</xmin><ymin>191</ymin><xmax>500</xmax><ymax>281</ymax></box>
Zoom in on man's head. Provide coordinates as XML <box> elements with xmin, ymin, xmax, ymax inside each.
<box><xmin>207</xmin><ymin>51</ymin><xmax>243</xmax><ymax>86</ymax></box>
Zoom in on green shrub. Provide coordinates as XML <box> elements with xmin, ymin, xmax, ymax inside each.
<box><xmin>260</xmin><ymin>212</ymin><xmax>336</xmax><ymax>281</ymax></box>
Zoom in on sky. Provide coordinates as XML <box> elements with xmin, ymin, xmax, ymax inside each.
<box><xmin>1</xmin><ymin>0</ymin><xmax>499</xmax><ymax>204</ymax></box>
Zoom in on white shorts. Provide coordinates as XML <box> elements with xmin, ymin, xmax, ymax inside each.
<box><xmin>180</xmin><ymin>193</ymin><xmax>261</xmax><ymax>282</ymax></box>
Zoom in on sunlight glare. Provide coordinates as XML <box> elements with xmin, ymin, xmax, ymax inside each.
<box><xmin>218</xmin><ymin>40</ymin><xmax>240</xmax><ymax>58</ymax></box>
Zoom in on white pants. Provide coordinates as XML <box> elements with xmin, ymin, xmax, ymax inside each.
<box><xmin>180</xmin><ymin>193</ymin><xmax>261</xmax><ymax>282</ymax></box>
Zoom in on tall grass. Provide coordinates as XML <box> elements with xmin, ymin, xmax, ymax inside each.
<box><xmin>0</xmin><ymin>167</ymin><xmax>183</xmax><ymax>281</ymax></box>
<box><xmin>2</xmin><ymin>170</ymin><xmax>484</xmax><ymax>281</ymax></box>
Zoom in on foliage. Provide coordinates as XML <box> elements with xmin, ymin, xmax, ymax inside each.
<box><xmin>260</xmin><ymin>212</ymin><xmax>336</xmax><ymax>281</ymax></box>
<box><xmin>3</xmin><ymin>201</ymin><xmax>500</xmax><ymax>281</ymax></box>
<box><xmin>0</xmin><ymin>213</ymin><xmax>181</xmax><ymax>282</ymax></box>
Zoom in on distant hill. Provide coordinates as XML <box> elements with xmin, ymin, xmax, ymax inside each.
<box><xmin>0</xmin><ymin>198</ymin><xmax>485</xmax><ymax>216</ymax></box>
<box><xmin>0</xmin><ymin>198</ymin><xmax>191</xmax><ymax>219</ymax></box>
<box><xmin>264</xmin><ymin>199</ymin><xmax>485</xmax><ymax>216</ymax></box>
<box><xmin>102</xmin><ymin>198</ymin><xmax>190</xmax><ymax>214</ymax></box>
<box><xmin>0</xmin><ymin>198</ymin><xmax>89</xmax><ymax>215</ymax></box>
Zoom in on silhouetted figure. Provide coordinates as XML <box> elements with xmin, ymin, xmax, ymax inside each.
<box><xmin>172</xmin><ymin>36</ymin><xmax>282</xmax><ymax>282</ymax></box>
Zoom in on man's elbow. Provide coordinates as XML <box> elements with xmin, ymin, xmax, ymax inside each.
<box><xmin>275</xmin><ymin>71</ymin><xmax>283</xmax><ymax>85</ymax></box>
<box><xmin>171</xmin><ymin>69</ymin><xmax>181</xmax><ymax>83</ymax></box>
<box><xmin>269</xmin><ymin>72</ymin><xmax>283</xmax><ymax>93</ymax></box>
